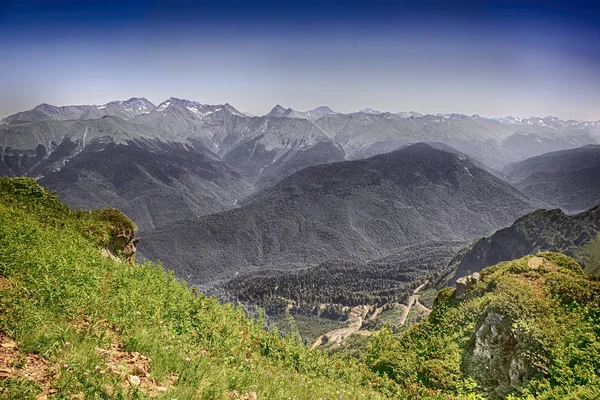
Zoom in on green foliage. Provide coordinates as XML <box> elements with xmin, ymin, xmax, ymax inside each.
<box><xmin>0</xmin><ymin>377</ymin><xmax>42</xmax><ymax>399</ymax></box>
<box><xmin>365</xmin><ymin>253</ymin><xmax>600</xmax><ymax>399</ymax></box>
<box><xmin>225</xmin><ymin>242</ymin><xmax>460</xmax><ymax>316</ymax></box>
<box><xmin>579</xmin><ymin>233</ymin><xmax>600</xmax><ymax>274</ymax></box>
<box><xmin>537</xmin><ymin>251</ymin><xmax>584</xmax><ymax>274</ymax></box>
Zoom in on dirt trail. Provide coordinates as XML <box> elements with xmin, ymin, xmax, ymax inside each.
<box><xmin>310</xmin><ymin>305</ymin><xmax>373</xmax><ymax>350</ymax></box>
<box><xmin>399</xmin><ymin>280</ymin><xmax>430</xmax><ymax>326</ymax></box>
<box><xmin>310</xmin><ymin>280</ymin><xmax>431</xmax><ymax>350</ymax></box>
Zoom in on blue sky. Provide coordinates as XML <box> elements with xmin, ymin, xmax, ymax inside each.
<box><xmin>1</xmin><ymin>0</ymin><xmax>600</xmax><ymax>120</ymax></box>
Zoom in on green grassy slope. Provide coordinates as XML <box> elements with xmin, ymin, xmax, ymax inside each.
<box><xmin>366</xmin><ymin>252</ymin><xmax>600</xmax><ymax>399</ymax></box>
<box><xmin>0</xmin><ymin>177</ymin><xmax>419</xmax><ymax>400</ymax></box>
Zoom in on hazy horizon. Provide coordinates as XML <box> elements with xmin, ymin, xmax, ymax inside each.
<box><xmin>1</xmin><ymin>0</ymin><xmax>600</xmax><ymax>120</ymax></box>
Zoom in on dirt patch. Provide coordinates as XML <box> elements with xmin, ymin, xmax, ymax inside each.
<box><xmin>95</xmin><ymin>343</ymin><xmax>170</xmax><ymax>396</ymax></box>
<box><xmin>0</xmin><ymin>332</ymin><xmax>55</xmax><ymax>398</ymax></box>
<box><xmin>310</xmin><ymin>305</ymin><xmax>372</xmax><ymax>350</ymax></box>
<box><xmin>528</xmin><ymin>257</ymin><xmax>557</xmax><ymax>271</ymax></box>
<box><xmin>0</xmin><ymin>277</ymin><xmax>9</xmax><ymax>289</ymax></box>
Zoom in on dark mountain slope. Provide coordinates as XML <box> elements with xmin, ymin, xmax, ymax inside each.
<box><xmin>40</xmin><ymin>140</ymin><xmax>250</xmax><ymax>231</ymax></box>
<box><xmin>0</xmin><ymin>116</ymin><xmax>250</xmax><ymax>230</ymax></box>
<box><xmin>505</xmin><ymin>145</ymin><xmax>600</xmax><ymax>212</ymax></box>
<box><xmin>140</xmin><ymin>143</ymin><xmax>539</xmax><ymax>285</ymax></box>
<box><xmin>448</xmin><ymin>205</ymin><xmax>600</xmax><ymax>282</ymax></box>
<box><xmin>225</xmin><ymin>240</ymin><xmax>465</xmax><ymax>311</ymax></box>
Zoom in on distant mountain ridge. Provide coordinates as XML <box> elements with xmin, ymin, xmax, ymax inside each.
<box><xmin>0</xmin><ymin>116</ymin><xmax>251</xmax><ymax>230</ymax></box>
<box><xmin>266</xmin><ymin>105</ymin><xmax>335</xmax><ymax>120</ymax></box>
<box><xmin>504</xmin><ymin>145</ymin><xmax>600</xmax><ymax>212</ymax></box>
<box><xmin>2</xmin><ymin>97</ymin><xmax>599</xmax><ymax>235</ymax></box>
<box><xmin>0</xmin><ymin>97</ymin><xmax>155</xmax><ymax>124</ymax></box>
<box><xmin>4</xmin><ymin>98</ymin><xmax>599</xmax><ymax>171</ymax></box>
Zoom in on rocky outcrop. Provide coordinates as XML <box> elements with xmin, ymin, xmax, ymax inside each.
<box><xmin>455</xmin><ymin>272</ymin><xmax>480</xmax><ymax>300</ymax></box>
<box><xmin>468</xmin><ymin>311</ymin><xmax>535</xmax><ymax>398</ymax></box>
<box><xmin>102</xmin><ymin>228</ymin><xmax>140</xmax><ymax>264</ymax></box>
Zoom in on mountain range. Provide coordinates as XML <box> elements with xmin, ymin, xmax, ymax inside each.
<box><xmin>2</xmin><ymin>96</ymin><xmax>600</xmax><ymax>301</ymax></box>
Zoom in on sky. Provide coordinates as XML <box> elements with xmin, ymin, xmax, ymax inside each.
<box><xmin>1</xmin><ymin>0</ymin><xmax>600</xmax><ymax>120</ymax></box>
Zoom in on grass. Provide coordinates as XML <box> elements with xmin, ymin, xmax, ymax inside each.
<box><xmin>0</xmin><ymin>178</ymin><xmax>410</xmax><ymax>400</ymax></box>
<box><xmin>4</xmin><ymin>177</ymin><xmax>598</xmax><ymax>399</ymax></box>
<box><xmin>366</xmin><ymin>252</ymin><xmax>600</xmax><ymax>399</ymax></box>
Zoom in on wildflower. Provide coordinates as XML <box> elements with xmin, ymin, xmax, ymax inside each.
<box><xmin>99</xmin><ymin>370</ymin><xmax>105</xmax><ymax>374</ymax></box>
<box><xmin>185</xmin><ymin>357</ymin><xmax>191</xmax><ymax>362</ymax></box>
<box><xmin>94</xmin><ymin>366</ymin><xmax>101</xmax><ymax>370</ymax></box>
<box><xmin>64</xmin><ymin>363</ymin><xmax>69</xmax><ymax>368</ymax></box>
<box><xmin>83</xmin><ymin>372</ymin><xmax>89</xmax><ymax>376</ymax></box>
<box><xmin>135</xmin><ymin>311</ymin><xmax>141</xmax><ymax>315</ymax></box>
<box><xmin>65</xmin><ymin>341</ymin><xmax>71</xmax><ymax>346</ymax></box>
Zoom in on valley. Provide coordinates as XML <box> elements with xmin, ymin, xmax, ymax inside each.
<box><xmin>1</xmin><ymin>98</ymin><xmax>600</xmax><ymax>346</ymax></box>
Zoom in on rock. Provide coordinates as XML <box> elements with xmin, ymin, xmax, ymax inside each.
<box><xmin>1</xmin><ymin>341</ymin><xmax>17</xmax><ymax>349</ymax></box>
<box><xmin>469</xmin><ymin>311</ymin><xmax>534</xmax><ymax>393</ymax></box>
<box><xmin>100</xmin><ymin>248</ymin><xmax>119</xmax><ymax>261</ymax></box>
<box><xmin>101</xmin><ymin>228</ymin><xmax>140</xmax><ymax>264</ymax></box>
<box><xmin>127</xmin><ymin>374</ymin><xmax>141</xmax><ymax>386</ymax></box>
<box><xmin>455</xmin><ymin>272</ymin><xmax>480</xmax><ymax>300</ymax></box>
<box><xmin>528</xmin><ymin>256</ymin><xmax>545</xmax><ymax>269</ymax></box>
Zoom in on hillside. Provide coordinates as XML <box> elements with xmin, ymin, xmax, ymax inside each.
<box><xmin>366</xmin><ymin>252</ymin><xmax>600</xmax><ymax>399</ymax></box>
<box><xmin>139</xmin><ymin>143</ymin><xmax>539</xmax><ymax>285</ymax></box>
<box><xmin>2</xmin><ymin>178</ymin><xmax>600</xmax><ymax>399</ymax></box>
<box><xmin>447</xmin><ymin>205</ymin><xmax>600</xmax><ymax>283</ymax></box>
<box><xmin>0</xmin><ymin>177</ymin><xmax>413</xmax><ymax>400</ymax></box>
<box><xmin>505</xmin><ymin>145</ymin><xmax>600</xmax><ymax>212</ymax></box>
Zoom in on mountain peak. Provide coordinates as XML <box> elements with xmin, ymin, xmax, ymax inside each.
<box><xmin>266</xmin><ymin>104</ymin><xmax>289</xmax><ymax>117</ymax></box>
<box><xmin>266</xmin><ymin>105</ymin><xmax>335</xmax><ymax>120</ymax></box>
<box><xmin>357</xmin><ymin>107</ymin><xmax>383</xmax><ymax>114</ymax></box>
